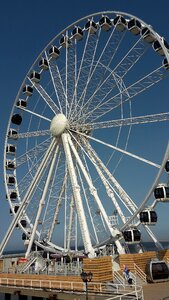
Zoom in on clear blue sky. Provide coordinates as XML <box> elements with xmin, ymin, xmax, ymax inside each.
<box><xmin>0</xmin><ymin>0</ymin><xmax>169</xmax><ymax>251</ymax></box>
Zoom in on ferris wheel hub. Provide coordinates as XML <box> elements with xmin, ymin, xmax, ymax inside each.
<box><xmin>50</xmin><ymin>114</ymin><xmax>69</xmax><ymax>136</ymax></box>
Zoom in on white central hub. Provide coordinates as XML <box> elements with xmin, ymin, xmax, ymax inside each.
<box><xmin>50</xmin><ymin>114</ymin><xmax>69</xmax><ymax>137</ymax></box>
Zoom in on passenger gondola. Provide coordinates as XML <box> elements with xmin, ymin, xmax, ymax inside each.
<box><xmin>72</xmin><ymin>27</ymin><xmax>83</xmax><ymax>40</ymax></box>
<box><xmin>39</xmin><ymin>58</ymin><xmax>49</xmax><ymax>70</ymax></box>
<box><xmin>48</xmin><ymin>46</ymin><xmax>60</xmax><ymax>58</ymax></box>
<box><xmin>99</xmin><ymin>16</ymin><xmax>112</xmax><ymax>31</ymax></box>
<box><xmin>153</xmin><ymin>38</ymin><xmax>169</xmax><ymax>56</ymax></box>
<box><xmin>154</xmin><ymin>184</ymin><xmax>169</xmax><ymax>202</ymax></box>
<box><xmin>6</xmin><ymin>175</ymin><xmax>15</xmax><ymax>185</ymax></box>
<box><xmin>6</xmin><ymin>160</ymin><xmax>16</xmax><ymax>170</ymax></box>
<box><xmin>20</xmin><ymin>219</ymin><xmax>27</xmax><ymax>228</ymax></box>
<box><xmin>122</xmin><ymin>227</ymin><xmax>141</xmax><ymax>244</ymax></box>
<box><xmin>6</xmin><ymin>144</ymin><xmax>16</xmax><ymax>155</ymax></box>
<box><xmin>60</xmin><ymin>35</ymin><xmax>71</xmax><ymax>48</ymax></box>
<box><xmin>10</xmin><ymin>205</ymin><xmax>19</xmax><ymax>215</ymax></box>
<box><xmin>30</xmin><ymin>71</ymin><xmax>40</xmax><ymax>83</ymax></box>
<box><xmin>16</xmin><ymin>99</ymin><xmax>27</xmax><ymax>108</ymax></box>
<box><xmin>11</xmin><ymin>114</ymin><xmax>22</xmax><ymax>125</ymax></box>
<box><xmin>146</xmin><ymin>259</ymin><xmax>169</xmax><ymax>282</ymax></box>
<box><xmin>22</xmin><ymin>85</ymin><xmax>33</xmax><ymax>96</ymax></box>
<box><xmin>139</xmin><ymin>209</ymin><xmax>157</xmax><ymax>225</ymax></box>
<box><xmin>85</xmin><ymin>20</ymin><xmax>98</xmax><ymax>34</ymax></box>
<box><xmin>8</xmin><ymin>129</ymin><xmax>18</xmax><ymax>139</ymax></box>
<box><xmin>8</xmin><ymin>190</ymin><xmax>18</xmax><ymax>201</ymax></box>
<box><xmin>141</xmin><ymin>27</ymin><xmax>156</xmax><ymax>43</ymax></box>
<box><xmin>113</xmin><ymin>15</ymin><xmax>127</xmax><ymax>32</ymax></box>
<box><xmin>127</xmin><ymin>18</ymin><xmax>141</xmax><ymax>35</ymax></box>
<box><xmin>162</xmin><ymin>58</ymin><xmax>169</xmax><ymax>70</ymax></box>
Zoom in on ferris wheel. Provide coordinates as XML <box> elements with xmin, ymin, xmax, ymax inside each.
<box><xmin>2</xmin><ymin>11</ymin><xmax>169</xmax><ymax>258</ymax></box>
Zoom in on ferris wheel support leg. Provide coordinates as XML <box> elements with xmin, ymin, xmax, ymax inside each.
<box><xmin>0</xmin><ymin>139</ymin><xmax>56</xmax><ymax>257</ymax></box>
<box><xmin>67</xmin><ymin>134</ymin><xmax>125</xmax><ymax>254</ymax></box>
<box><xmin>47</xmin><ymin>174</ymin><xmax>68</xmax><ymax>243</ymax></box>
<box><xmin>62</xmin><ymin>133</ymin><xmax>95</xmax><ymax>257</ymax></box>
<box><xmin>67</xmin><ymin>196</ymin><xmax>74</xmax><ymax>250</ymax></box>
<box><xmin>25</xmin><ymin>143</ymin><xmax>60</xmax><ymax>258</ymax></box>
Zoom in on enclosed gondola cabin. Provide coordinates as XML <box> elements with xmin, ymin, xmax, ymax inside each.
<box><xmin>22</xmin><ymin>85</ymin><xmax>33</xmax><ymax>97</ymax></box>
<box><xmin>48</xmin><ymin>46</ymin><xmax>60</xmax><ymax>59</ymax></box>
<box><xmin>123</xmin><ymin>228</ymin><xmax>141</xmax><ymax>244</ymax></box>
<box><xmin>8</xmin><ymin>129</ymin><xmax>18</xmax><ymax>139</ymax></box>
<box><xmin>127</xmin><ymin>18</ymin><xmax>141</xmax><ymax>35</ymax></box>
<box><xmin>99</xmin><ymin>16</ymin><xmax>112</xmax><ymax>31</ymax></box>
<box><xmin>146</xmin><ymin>259</ymin><xmax>169</xmax><ymax>283</ymax></box>
<box><xmin>10</xmin><ymin>205</ymin><xmax>19</xmax><ymax>215</ymax></box>
<box><xmin>11</xmin><ymin>114</ymin><xmax>22</xmax><ymax>125</ymax></box>
<box><xmin>85</xmin><ymin>20</ymin><xmax>98</xmax><ymax>34</ymax></box>
<box><xmin>8</xmin><ymin>190</ymin><xmax>18</xmax><ymax>201</ymax></box>
<box><xmin>16</xmin><ymin>99</ymin><xmax>27</xmax><ymax>109</ymax></box>
<box><xmin>162</xmin><ymin>58</ymin><xmax>169</xmax><ymax>70</ymax></box>
<box><xmin>165</xmin><ymin>160</ymin><xmax>169</xmax><ymax>172</ymax></box>
<box><xmin>153</xmin><ymin>38</ymin><xmax>169</xmax><ymax>56</ymax></box>
<box><xmin>6</xmin><ymin>160</ymin><xmax>16</xmax><ymax>170</ymax></box>
<box><xmin>72</xmin><ymin>27</ymin><xmax>83</xmax><ymax>40</ymax></box>
<box><xmin>139</xmin><ymin>209</ymin><xmax>157</xmax><ymax>225</ymax></box>
<box><xmin>113</xmin><ymin>15</ymin><xmax>127</xmax><ymax>32</ymax></box>
<box><xmin>141</xmin><ymin>27</ymin><xmax>156</xmax><ymax>43</ymax></box>
<box><xmin>59</xmin><ymin>35</ymin><xmax>71</xmax><ymax>48</ymax></box>
<box><xmin>154</xmin><ymin>184</ymin><xmax>169</xmax><ymax>202</ymax></box>
<box><xmin>30</xmin><ymin>71</ymin><xmax>40</xmax><ymax>83</ymax></box>
<box><xmin>20</xmin><ymin>219</ymin><xmax>27</xmax><ymax>228</ymax></box>
<box><xmin>6</xmin><ymin>175</ymin><xmax>15</xmax><ymax>185</ymax></box>
<box><xmin>6</xmin><ymin>144</ymin><xmax>16</xmax><ymax>155</ymax></box>
<box><xmin>16</xmin><ymin>221</ymin><xmax>26</xmax><ymax>229</ymax></box>
<box><xmin>39</xmin><ymin>58</ymin><xmax>49</xmax><ymax>70</ymax></box>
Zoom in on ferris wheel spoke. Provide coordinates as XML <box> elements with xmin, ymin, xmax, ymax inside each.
<box><xmin>47</xmin><ymin>172</ymin><xmax>68</xmax><ymax>243</ymax></box>
<box><xmin>25</xmin><ymin>143</ymin><xmax>60</xmax><ymax>257</ymax></box>
<box><xmin>74</xmin><ymin>29</ymin><xmax>101</xmax><ymax>111</ymax></box>
<box><xmin>113</xmin><ymin>35</ymin><xmax>149</xmax><ymax>78</ymax></box>
<box><xmin>68</xmin><ymin>40</ymin><xmax>78</xmax><ymax>119</ymax></box>
<box><xmin>16</xmin><ymin>151</ymin><xmax>50</xmax><ymax>196</ymax></box>
<box><xmin>84</xmin><ymin>140</ymin><xmax>138</xmax><ymax>209</ymax></box>
<box><xmin>15</xmin><ymin>107</ymin><xmax>51</xmax><ymax>122</ymax></box>
<box><xmin>71</xmin><ymin>29</ymin><xmax>101</xmax><ymax>119</ymax></box>
<box><xmin>12</xmin><ymin>130</ymin><xmax>50</xmax><ymax>139</ymax></box>
<box><xmin>83</xmin><ymin>66</ymin><xmax>167</xmax><ymax>123</ymax></box>
<box><xmin>66</xmin><ymin>39</ymin><xmax>77</xmax><ymax>117</ymax></box>
<box><xmin>38</xmin><ymin>150</ymin><xmax>62</xmax><ymax>242</ymax></box>
<box><xmin>71</xmin><ymin>28</ymin><xmax>93</xmax><ymax>100</ymax></box>
<box><xmin>0</xmin><ymin>138</ymin><xmax>56</xmax><ymax>256</ymax></box>
<box><xmin>45</xmin><ymin>52</ymin><xmax>66</xmax><ymax>113</ymax></box>
<box><xmin>88</xmin><ymin>112</ymin><xmax>169</xmax><ymax>130</ymax></box>
<box><xmin>75</xmin><ymin>130</ymin><xmax>161</xmax><ymax>168</ymax></box>
<box><xmin>16</xmin><ymin>137</ymin><xmax>52</xmax><ymax>167</ymax></box>
<box><xmin>28</xmin><ymin>80</ymin><xmax>60</xmax><ymax>114</ymax></box>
